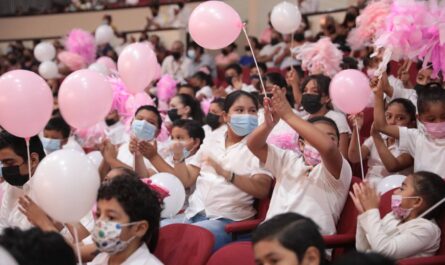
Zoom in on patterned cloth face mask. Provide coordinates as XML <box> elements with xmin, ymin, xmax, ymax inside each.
<box><xmin>92</xmin><ymin>220</ymin><xmax>142</xmax><ymax>255</ymax></box>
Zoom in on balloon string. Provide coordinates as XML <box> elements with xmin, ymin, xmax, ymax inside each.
<box><xmin>419</xmin><ymin>197</ymin><xmax>445</xmax><ymax>219</ymax></box>
<box><xmin>73</xmin><ymin>226</ymin><xmax>83</xmax><ymax>265</ymax></box>
<box><xmin>242</xmin><ymin>24</ymin><xmax>267</xmax><ymax>96</ymax></box>
<box><xmin>25</xmin><ymin>138</ymin><xmax>32</xmax><ymax>178</ymax></box>
<box><xmin>355</xmin><ymin>120</ymin><xmax>365</xmax><ymax>180</ymax></box>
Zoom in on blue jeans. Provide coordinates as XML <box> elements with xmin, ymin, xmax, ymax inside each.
<box><xmin>161</xmin><ymin>213</ymin><xmax>234</xmax><ymax>252</ymax></box>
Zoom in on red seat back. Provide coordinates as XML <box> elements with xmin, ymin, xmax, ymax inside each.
<box><xmin>336</xmin><ymin>176</ymin><xmax>362</xmax><ymax>235</ymax></box>
<box><xmin>206</xmin><ymin>242</ymin><xmax>256</xmax><ymax>265</ymax></box>
<box><xmin>379</xmin><ymin>188</ymin><xmax>397</xmax><ymax>217</ymax></box>
<box><xmin>155</xmin><ymin>224</ymin><xmax>215</xmax><ymax>265</ymax></box>
<box><xmin>436</xmin><ymin>215</ymin><xmax>445</xmax><ymax>255</ymax></box>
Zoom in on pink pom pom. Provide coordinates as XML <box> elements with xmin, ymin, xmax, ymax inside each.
<box><xmin>374</xmin><ymin>0</ymin><xmax>428</xmax><ymax>61</ymax></box>
<box><xmin>267</xmin><ymin>132</ymin><xmax>300</xmax><ymax>153</ymax></box>
<box><xmin>156</xmin><ymin>74</ymin><xmax>177</xmax><ymax>101</ymax></box>
<box><xmin>74</xmin><ymin>122</ymin><xmax>107</xmax><ymax>148</ymax></box>
<box><xmin>347</xmin><ymin>0</ymin><xmax>391</xmax><ymax>50</ymax></box>
<box><xmin>294</xmin><ymin>37</ymin><xmax>343</xmax><ymax>77</ymax></box>
<box><xmin>65</xmin><ymin>28</ymin><xmax>97</xmax><ymax>65</ymax></box>
<box><xmin>200</xmin><ymin>98</ymin><xmax>212</xmax><ymax>115</ymax></box>
<box><xmin>57</xmin><ymin>51</ymin><xmax>87</xmax><ymax>71</ymax></box>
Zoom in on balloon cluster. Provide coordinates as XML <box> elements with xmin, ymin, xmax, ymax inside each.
<box><xmin>35</xmin><ymin>42</ymin><xmax>59</xmax><ymax>80</ymax></box>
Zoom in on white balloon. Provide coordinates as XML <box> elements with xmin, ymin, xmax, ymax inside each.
<box><xmin>34</xmin><ymin>42</ymin><xmax>56</xmax><ymax>62</ymax></box>
<box><xmin>32</xmin><ymin>149</ymin><xmax>100</xmax><ymax>223</ymax></box>
<box><xmin>150</xmin><ymin>173</ymin><xmax>186</xmax><ymax>218</ymax></box>
<box><xmin>95</xmin><ymin>25</ymin><xmax>114</xmax><ymax>45</ymax></box>
<box><xmin>38</xmin><ymin>61</ymin><xmax>59</xmax><ymax>79</ymax></box>
<box><xmin>126</xmin><ymin>0</ymin><xmax>139</xmax><ymax>5</ymax></box>
<box><xmin>88</xmin><ymin>62</ymin><xmax>109</xmax><ymax>76</ymax></box>
<box><xmin>271</xmin><ymin>1</ymin><xmax>302</xmax><ymax>34</ymax></box>
<box><xmin>377</xmin><ymin>174</ymin><xmax>406</xmax><ymax>195</ymax></box>
<box><xmin>87</xmin><ymin>151</ymin><xmax>103</xmax><ymax>168</ymax></box>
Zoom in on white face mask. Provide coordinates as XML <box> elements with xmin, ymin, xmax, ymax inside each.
<box><xmin>92</xmin><ymin>220</ymin><xmax>142</xmax><ymax>255</ymax></box>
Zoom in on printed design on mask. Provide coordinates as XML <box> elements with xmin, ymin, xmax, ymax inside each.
<box><xmin>303</xmin><ymin>144</ymin><xmax>322</xmax><ymax>166</ymax></box>
<box><xmin>423</xmin><ymin>121</ymin><xmax>445</xmax><ymax>139</ymax></box>
<box><xmin>92</xmin><ymin>220</ymin><xmax>138</xmax><ymax>255</ymax></box>
<box><xmin>229</xmin><ymin>114</ymin><xmax>258</xmax><ymax>137</ymax></box>
<box><xmin>391</xmin><ymin>194</ymin><xmax>418</xmax><ymax>220</ymax></box>
<box><xmin>131</xmin><ymin>120</ymin><xmax>156</xmax><ymax>141</ymax></box>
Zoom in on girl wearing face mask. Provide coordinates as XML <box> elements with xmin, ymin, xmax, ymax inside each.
<box><xmin>295</xmin><ymin>75</ymin><xmax>351</xmax><ymax>156</ymax></box>
<box><xmin>253</xmin><ymin>213</ymin><xmax>327</xmax><ymax>265</ymax></box>
<box><xmin>374</xmin><ymin>82</ymin><xmax>445</xmax><ymax>178</ymax></box>
<box><xmin>155</xmin><ymin>91</ymin><xmax>273</xmax><ymax>251</ymax></box>
<box><xmin>247</xmin><ymin>87</ymin><xmax>352</xmax><ymax>236</ymax></box>
<box><xmin>203</xmin><ymin>98</ymin><xmax>226</xmax><ymax>137</ymax></box>
<box><xmin>89</xmin><ymin>175</ymin><xmax>163</xmax><ymax>265</ymax></box>
<box><xmin>348</xmin><ymin>98</ymin><xmax>416</xmax><ymax>187</ymax></box>
<box><xmin>167</xmin><ymin>94</ymin><xmax>204</xmax><ymax>125</ymax></box>
<box><xmin>350</xmin><ymin>171</ymin><xmax>445</xmax><ymax>259</ymax></box>
<box><xmin>100</xmin><ymin>106</ymin><xmax>163</xmax><ymax>179</ymax></box>
<box><xmin>191</xmin><ymin>71</ymin><xmax>214</xmax><ymax>101</ymax></box>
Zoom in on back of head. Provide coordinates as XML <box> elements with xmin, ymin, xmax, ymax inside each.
<box><xmin>252</xmin><ymin>213</ymin><xmax>326</xmax><ymax>264</ymax></box>
<box><xmin>0</xmin><ymin>131</ymin><xmax>45</xmax><ymax>162</ymax></box>
<box><xmin>97</xmin><ymin>175</ymin><xmax>162</xmax><ymax>252</ymax></box>
<box><xmin>417</xmin><ymin>83</ymin><xmax>445</xmax><ymax>115</ymax></box>
<box><xmin>412</xmin><ymin>171</ymin><xmax>445</xmax><ymax>220</ymax></box>
<box><xmin>44</xmin><ymin>116</ymin><xmax>71</xmax><ymax>138</ymax></box>
<box><xmin>333</xmin><ymin>251</ymin><xmax>395</xmax><ymax>265</ymax></box>
<box><xmin>0</xmin><ymin>227</ymin><xmax>76</xmax><ymax>265</ymax></box>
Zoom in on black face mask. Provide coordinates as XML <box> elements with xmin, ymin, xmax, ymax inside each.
<box><xmin>301</xmin><ymin>94</ymin><xmax>323</xmax><ymax>114</ymax></box>
<box><xmin>270</xmin><ymin>38</ymin><xmax>280</xmax><ymax>45</ymax></box>
<box><xmin>250</xmin><ymin>75</ymin><xmax>260</xmax><ymax>81</ymax></box>
<box><xmin>1</xmin><ymin>165</ymin><xmax>29</xmax><ymax>187</ymax></box>
<box><xmin>168</xmin><ymin>109</ymin><xmax>181</xmax><ymax>122</ymax></box>
<box><xmin>225</xmin><ymin>76</ymin><xmax>234</xmax><ymax>86</ymax></box>
<box><xmin>221</xmin><ymin>49</ymin><xmax>229</xmax><ymax>56</ymax></box>
<box><xmin>414</xmin><ymin>83</ymin><xmax>426</xmax><ymax>94</ymax></box>
<box><xmin>105</xmin><ymin>118</ymin><xmax>118</xmax><ymax>127</ymax></box>
<box><xmin>171</xmin><ymin>51</ymin><xmax>182</xmax><ymax>61</ymax></box>
<box><xmin>206</xmin><ymin>113</ymin><xmax>221</xmax><ymax>130</ymax></box>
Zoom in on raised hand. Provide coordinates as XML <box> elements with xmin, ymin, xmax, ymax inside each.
<box><xmin>271</xmin><ymin>85</ymin><xmax>293</xmax><ymax>120</ymax></box>
<box><xmin>264</xmin><ymin>97</ymin><xmax>279</xmax><ymax>128</ymax></box>
<box><xmin>348</xmin><ymin>112</ymin><xmax>364</xmax><ymax>131</ymax></box>
<box><xmin>18</xmin><ymin>196</ymin><xmax>57</xmax><ymax>231</ymax></box>
<box><xmin>138</xmin><ymin>140</ymin><xmax>157</xmax><ymax>160</ymax></box>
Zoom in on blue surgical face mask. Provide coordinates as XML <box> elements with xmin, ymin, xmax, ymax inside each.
<box><xmin>229</xmin><ymin>114</ymin><xmax>258</xmax><ymax>136</ymax></box>
<box><xmin>187</xmin><ymin>49</ymin><xmax>196</xmax><ymax>60</ymax></box>
<box><xmin>41</xmin><ymin>137</ymin><xmax>62</xmax><ymax>154</ymax></box>
<box><xmin>131</xmin><ymin>120</ymin><xmax>157</xmax><ymax>141</ymax></box>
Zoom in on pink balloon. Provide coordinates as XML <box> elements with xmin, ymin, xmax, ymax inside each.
<box><xmin>188</xmin><ymin>1</ymin><xmax>242</xmax><ymax>50</ymax></box>
<box><xmin>59</xmin><ymin>69</ymin><xmax>113</xmax><ymax>129</ymax></box>
<box><xmin>0</xmin><ymin>70</ymin><xmax>53</xmax><ymax>138</ymax></box>
<box><xmin>96</xmin><ymin>56</ymin><xmax>117</xmax><ymax>72</ymax></box>
<box><xmin>330</xmin><ymin>70</ymin><xmax>372</xmax><ymax>114</ymax></box>
<box><xmin>118</xmin><ymin>43</ymin><xmax>157</xmax><ymax>94</ymax></box>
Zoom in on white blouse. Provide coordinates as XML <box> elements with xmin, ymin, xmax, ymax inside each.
<box><xmin>88</xmin><ymin>243</ymin><xmax>164</xmax><ymax>265</ymax></box>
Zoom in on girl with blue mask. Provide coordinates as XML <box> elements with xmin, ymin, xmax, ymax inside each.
<box><xmin>147</xmin><ymin>90</ymin><xmax>272</xmax><ymax>252</ymax></box>
<box><xmin>351</xmin><ymin>171</ymin><xmax>445</xmax><ymax>259</ymax></box>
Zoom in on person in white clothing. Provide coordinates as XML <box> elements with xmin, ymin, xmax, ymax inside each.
<box><xmin>258</xmin><ymin>29</ymin><xmax>287</xmax><ymax>68</ymax></box>
<box><xmin>350</xmin><ymin>171</ymin><xmax>445</xmax><ymax>259</ymax></box>
<box><xmin>41</xmin><ymin>116</ymin><xmax>83</xmax><ymax>154</ymax></box>
<box><xmin>190</xmin><ymin>71</ymin><xmax>214</xmax><ymax>101</ymax></box>
<box><xmin>160</xmin><ymin>91</ymin><xmax>273</xmax><ymax>251</ymax></box>
<box><xmin>224</xmin><ymin>63</ymin><xmax>257</xmax><ymax>95</ymax></box>
<box><xmin>247</xmin><ymin>86</ymin><xmax>352</xmax><ymax>235</ymax></box>
<box><xmin>89</xmin><ymin>175</ymin><xmax>163</xmax><ymax>265</ymax></box>
<box><xmin>202</xmin><ymin>98</ymin><xmax>226</xmax><ymax>138</ymax></box>
<box><xmin>348</xmin><ymin>98</ymin><xmax>416</xmax><ymax>186</ymax></box>
<box><xmin>104</xmin><ymin>109</ymin><xmax>128</xmax><ymax>147</ymax></box>
<box><xmin>161</xmin><ymin>41</ymin><xmax>192</xmax><ymax>83</ymax></box>
<box><xmin>374</xmin><ymin>81</ymin><xmax>445</xmax><ymax>178</ymax></box>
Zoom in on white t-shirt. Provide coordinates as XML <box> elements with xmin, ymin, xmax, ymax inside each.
<box><xmin>186</xmin><ymin>127</ymin><xmax>272</xmax><ymax>221</ymax></box>
<box><xmin>88</xmin><ymin>243</ymin><xmax>164</xmax><ymax>265</ymax></box>
<box><xmin>304</xmin><ymin>110</ymin><xmax>351</xmax><ymax>134</ymax></box>
<box><xmin>225</xmin><ymin>83</ymin><xmax>257</xmax><ymax>95</ymax></box>
<box><xmin>399</xmin><ymin>127</ymin><xmax>445</xmax><ymax>178</ymax></box>
<box><xmin>356</xmin><ymin>209</ymin><xmax>440</xmax><ymax>260</ymax></box>
<box><xmin>196</xmin><ymin>85</ymin><xmax>213</xmax><ymax>99</ymax></box>
<box><xmin>264</xmin><ymin>145</ymin><xmax>352</xmax><ymax>235</ymax></box>
<box><xmin>203</xmin><ymin>124</ymin><xmax>227</xmax><ymax>140</ymax></box>
<box><xmin>387</xmin><ymin>76</ymin><xmax>417</xmax><ymax>109</ymax></box>
<box><xmin>363</xmin><ymin>136</ymin><xmax>413</xmax><ymax>187</ymax></box>
<box><xmin>259</xmin><ymin>42</ymin><xmax>287</xmax><ymax>68</ymax></box>
<box><xmin>161</xmin><ymin>55</ymin><xmax>192</xmax><ymax>83</ymax></box>
<box><xmin>116</xmin><ymin>141</ymin><xmax>170</xmax><ymax>173</ymax></box>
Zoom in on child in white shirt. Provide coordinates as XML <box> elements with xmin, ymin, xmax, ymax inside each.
<box><xmin>351</xmin><ymin>171</ymin><xmax>445</xmax><ymax>259</ymax></box>
<box><xmin>348</xmin><ymin>98</ymin><xmax>415</xmax><ymax>186</ymax></box>
<box><xmin>247</xmin><ymin>86</ymin><xmax>352</xmax><ymax>235</ymax></box>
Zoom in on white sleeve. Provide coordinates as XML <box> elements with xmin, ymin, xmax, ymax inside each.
<box><xmin>362</xmin><ymin>137</ymin><xmax>374</xmax><ymax>151</ymax></box>
<box><xmin>161</xmin><ymin>57</ymin><xmax>170</xmax><ymax>75</ymax></box>
<box><xmin>359</xmin><ymin>209</ymin><xmax>440</xmax><ymax>260</ymax></box>
<box><xmin>398</xmin><ymin>127</ymin><xmax>418</xmax><ymax>157</ymax></box>
<box><xmin>329</xmin><ymin>112</ymin><xmax>352</xmax><ymax>134</ymax></box>
<box><xmin>388</xmin><ymin>77</ymin><xmax>407</xmax><ymax>100</ymax></box>
<box><xmin>0</xmin><ymin>186</ymin><xmax>11</xmax><ymax>231</ymax></box>
<box><xmin>264</xmin><ymin>145</ymin><xmax>302</xmax><ymax>181</ymax></box>
<box><xmin>355</xmin><ymin>217</ymin><xmax>371</xmax><ymax>252</ymax></box>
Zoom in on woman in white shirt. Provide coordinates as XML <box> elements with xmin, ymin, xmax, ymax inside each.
<box><xmin>348</xmin><ymin>98</ymin><xmax>415</xmax><ymax>187</ymax></box>
<box><xmin>89</xmin><ymin>175</ymin><xmax>163</xmax><ymax>265</ymax></box>
<box><xmin>351</xmin><ymin>171</ymin><xmax>445</xmax><ymax>260</ymax></box>
<box><xmin>151</xmin><ymin>91</ymin><xmax>273</xmax><ymax>251</ymax></box>
<box><xmin>202</xmin><ymin>98</ymin><xmax>227</xmax><ymax>139</ymax></box>
<box><xmin>247</xmin><ymin>86</ymin><xmax>352</xmax><ymax>236</ymax></box>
